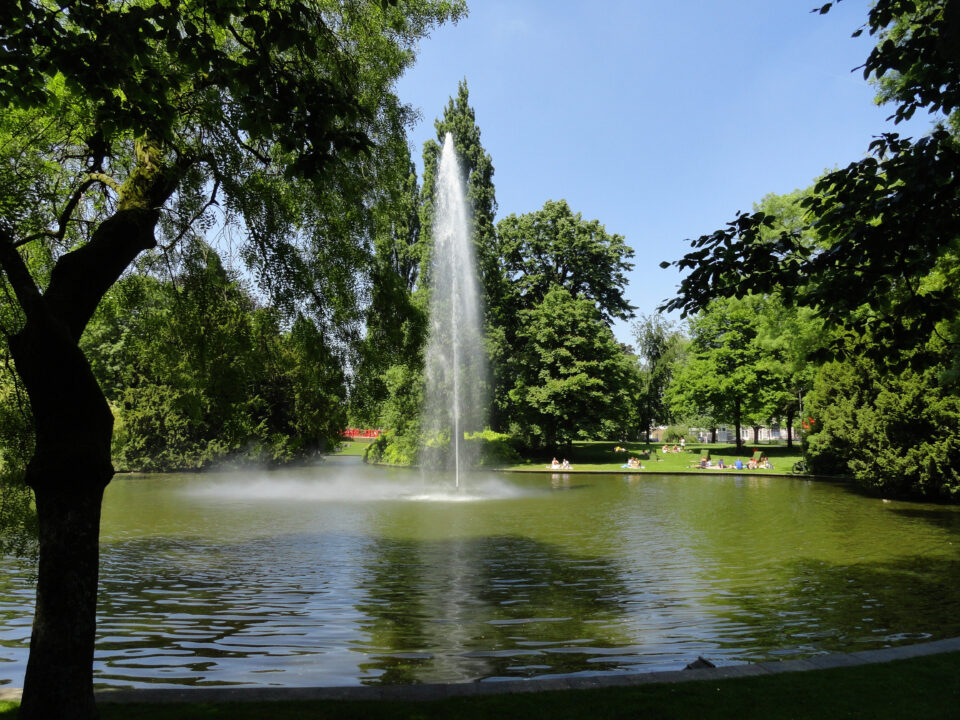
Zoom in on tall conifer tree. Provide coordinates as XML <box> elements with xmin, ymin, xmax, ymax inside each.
<box><xmin>419</xmin><ymin>80</ymin><xmax>504</xmax><ymax>323</ymax></box>
<box><xmin>418</xmin><ymin>80</ymin><xmax>507</xmax><ymax>428</ymax></box>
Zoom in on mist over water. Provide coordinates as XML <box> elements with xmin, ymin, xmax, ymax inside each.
<box><xmin>184</xmin><ymin>469</ymin><xmax>530</xmax><ymax>504</ymax></box>
<box><xmin>421</xmin><ymin>133</ymin><xmax>488</xmax><ymax>485</ymax></box>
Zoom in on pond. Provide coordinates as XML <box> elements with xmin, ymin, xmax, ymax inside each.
<box><xmin>2</xmin><ymin>457</ymin><xmax>960</xmax><ymax>688</ymax></box>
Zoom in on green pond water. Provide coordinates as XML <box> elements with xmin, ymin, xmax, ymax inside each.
<box><xmin>2</xmin><ymin>456</ymin><xmax>960</xmax><ymax>688</ymax></box>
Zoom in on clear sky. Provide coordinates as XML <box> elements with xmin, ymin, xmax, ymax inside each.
<box><xmin>394</xmin><ymin>0</ymin><xmax>931</xmax><ymax>346</ymax></box>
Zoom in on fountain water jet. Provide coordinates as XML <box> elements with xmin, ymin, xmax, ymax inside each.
<box><xmin>421</xmin><ymin>133</ymin><xmax>487</xmax><ymax>488</ymax></box>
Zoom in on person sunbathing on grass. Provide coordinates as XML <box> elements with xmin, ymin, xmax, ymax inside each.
<box><xmin>550</xmin><ymin>457</ymin><xmax>560</xmax><ymax>469</ymax></box>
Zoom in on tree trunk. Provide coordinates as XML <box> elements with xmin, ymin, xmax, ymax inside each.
<box><xmin>710</xmin><ymin>427</ymin><xmax>717</xmax><ymax>443</ymax></box>
<box><xmin>11</xmin><ymin>318</ymin><xmax>114</xmax><ymax>720</ymax></box>
<box><xmin>0</xmin><ymin>150</ymin><xmax>172</xmax><ymax>720</ymax></box>
<box><xmin>734</xmin><ymin>399</ymin><xmax>742</xmax><ymax>450</ymax></box>
<box><xmin>786</xmin><ymin>409</ymin><xmax>795</xmax><ymax>449</ymax></box>
<box><xmin>21</xmin><ymin>481</ymin><xmax>106</xmax><ymax>720</ymax></box>
<box><xmin>753</xmin><ymin>426</ymin><xmax>760</xmax><ymax>444</ymax></box>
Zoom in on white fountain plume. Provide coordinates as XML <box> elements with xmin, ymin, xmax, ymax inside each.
<box><xmin>421</xmin><ymin>133</ymin><xmax>488</xmax><ymax>488</ymax></box>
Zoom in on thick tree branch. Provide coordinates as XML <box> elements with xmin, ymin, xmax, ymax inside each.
<box><xmin>43</xmin><ymin>208</ymin><xmax>160</xmax><ymax>342</ymax></box>
<box><xmin>42</xmin><ymin>145</ymin><xmax>187</xmax><ymax>341</ymax></box>
<box><xmin>0</xmin><ymin>226</ymin><xmax>44</xmax><ymax>318</ymax></box>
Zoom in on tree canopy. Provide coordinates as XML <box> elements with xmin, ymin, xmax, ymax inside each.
<box><xmin>660</xmin><ymin>0</ymin><xmax>960</xmax><ymax>496</ymax></box>
<box><xmin>630</xmin><ymin>313</ymin><xmax>686</xmax><ymax>442</ymax></box>
<box><xmin>497</xmin><ymin>199</ymin><xmax>635</xmax><ymax>325</ymax></box>
<box><xmin>418</xmin><ymin>79</ymin><xmax>502</xmax><ymax>315</ymax></box>
<box><xmin>666</xmin><ymin>296</ymin><xmax>774</xmax><ymax>449</ymax></box>
<box><xmin>507</xmin><ymin>286</ymin><xmax>631</xmax><ymax>449</ymax></box>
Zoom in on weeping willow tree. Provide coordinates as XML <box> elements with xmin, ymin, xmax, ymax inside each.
<box><xmin>0</xmin><ymin>1</ymin><xmax>464</xmax><ymax>716</ymax></box>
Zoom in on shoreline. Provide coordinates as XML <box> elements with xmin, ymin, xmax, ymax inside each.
<box><xmin>491</xmin><ymin>466</ymin><xmax>836</xmax><ymax>480</ymax></box>
<box><xmin>0</xmin><ymin>636</ymin><xmax>955</xmax><ymax>705</ymax></box>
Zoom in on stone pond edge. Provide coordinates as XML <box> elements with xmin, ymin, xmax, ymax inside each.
<box><xmin>2</xmin><ymin>636</ymin><xmax>958</xmax><ymax>704</ymax></box>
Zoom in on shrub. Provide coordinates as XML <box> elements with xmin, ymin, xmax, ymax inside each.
<box><xmin>662</xmin><ymin>425</ymin><xmax>690</xmax><ymax>443</ymax></box>
<box><xmin>464</xmin><ymin>429</ymin><xmax>523</xmax><ymax>466</ymax></box>
<box><xmin>805</xmin><ymin>355</ymin><xmax>960</xmax><ymax>500</ymax></box>
<box><xmin>364</xmin><ymin>431</ymin><xmax>419</xmax><ymax>466</ymax></box>
<box><xmin>365</xmin><ymin>428</ymin><xmax>521</xmax><ymax>468</ymax></box>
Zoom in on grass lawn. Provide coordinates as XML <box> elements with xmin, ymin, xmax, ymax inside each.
<box><xmin>3</xmin><ymin>652</ymin><xmax>957</xmax><ymax>719</ymax></box>
<box><xmin>330</xmin><ymin>438</ymin><xmax>374</xmax><ymax>457</ymax></box>
<box><xmin>500</xmin><ymin>439</ymin><xmax>805</xmax><ymax>475</ymax></box>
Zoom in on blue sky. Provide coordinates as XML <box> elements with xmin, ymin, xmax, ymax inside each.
<box><xmin>394</xmin><ymin>0</ymin><xmax>932</xmax><ymax>346</ymax></box>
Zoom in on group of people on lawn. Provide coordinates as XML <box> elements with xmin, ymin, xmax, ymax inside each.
<box><xmin>696</xmin><ymin>456</ymin><xmax>772</xmax><ymax>470</ymax></box>
<box><xmin>661</xmin><ymin>437</ymin><xmax>686</xmax><ymax>453</ymax></box>
<box><xmin>552</xmin><ymin>443</ymin><xmax>774</xmax><ymax>472</ymax></box>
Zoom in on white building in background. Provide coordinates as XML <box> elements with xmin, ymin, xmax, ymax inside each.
<box><xmin>651</xmin><ymin>425</ymin><xmax>789</xmax><ymax>444</ymax></box>
<box><xmin>695</xmin><ymin>425</ymin><xmax>786</xmax><ymax>443</ymax></box>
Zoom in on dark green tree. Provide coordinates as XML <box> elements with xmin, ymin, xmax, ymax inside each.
<box><xmin>805</xmin><ymin>338</ymin><xmax>960</xmax><ymax>499</ymax></box>
<box><xmin>493</xmin><ymin>199</ymin><xmax>635</xmax><ymax>433</ymax></box>
<box><xmin>413</xmin><ymin>79</ymin><xmax>508</xmax><ymax>434</ymax></box>
<box><xmin>350</xmin><ymin>143</ymin><xmax>427</xmax><ymax>427</ymax></box>
<box><xmin>507</xmin><ymin>286</ymin><xmax>631</xmax><ymax>449</ymax></box>
<box><xmin>497</xmin><ymin>199</ymin><xmax>636</xmax><ymax>324</ymax></box>
<box><xmin>418</xmin><ymin>79</ymin><xmax>502</xmax><ymax>318</ymax></box>
<box><xmin>83</xmin><ymin>246</ymin><xmax>349</xmax><ymax>471</ymax></box>
<box><xmin>0</xmin><ymin>1</ymin><xmax>464</xmax><ymax>716</ymax></box>
<box><xmin>665</xmin><ymin>296</ymin><xmax>772</xmax><ymax>449</ymax></box>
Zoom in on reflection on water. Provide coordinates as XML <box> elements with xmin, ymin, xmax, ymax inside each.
<box><xmin>0</xmin><ymin>461</ymin><xmax>959</xmax><ymax>688</ymax></box>
<box><xmin>353</xmin><ymin>535</ymin><xmax>631</xmax><ymax>684</ymax></box>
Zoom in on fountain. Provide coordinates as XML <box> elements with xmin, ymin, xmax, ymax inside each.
<box><xmin>421</xmin><ymin>133</ymin><xmax>487</xmax><ymax>487</ymax></box>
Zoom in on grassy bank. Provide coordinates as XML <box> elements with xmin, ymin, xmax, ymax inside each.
<box><xmin>500</xmin><ymin>440</ymin><xmax>805</xmax><ymax>475</ymax></box>
<box><xmin>331</xmin><ymin>438</ymin><xmax>810</xmax><ymax>475</ymax></box>
<box><xmin>2</xmin><ymin>651</ymin><xmax>957</xmax><ymax>719</ymax></box>
<box><xmin>331</xmin><ymin>438</ymin><xmax>374</xmax><ymax>457</ymax></box>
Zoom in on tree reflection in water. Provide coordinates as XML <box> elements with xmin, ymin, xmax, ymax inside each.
<box><xmin>353</xmin><ymin>535</ymin><xmax>633</xmax><ymax>684</ymax></box>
